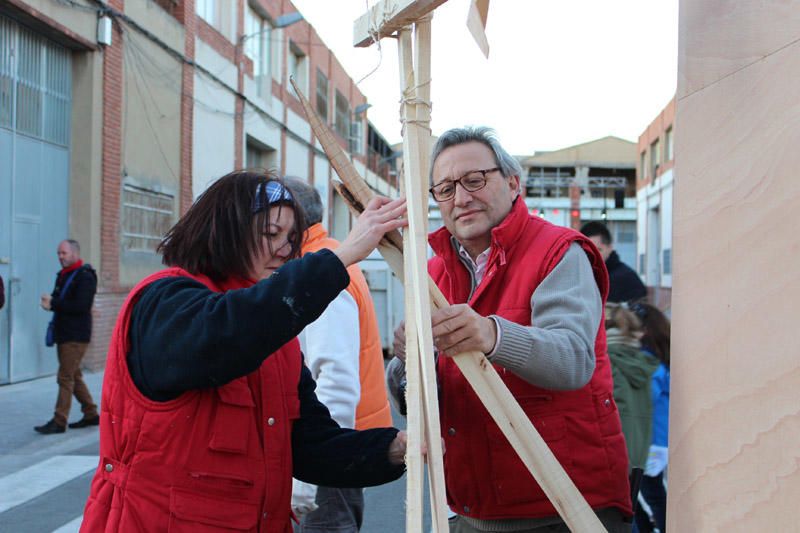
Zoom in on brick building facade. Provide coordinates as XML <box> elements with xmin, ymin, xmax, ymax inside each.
<box><xmin>0</xmin><ymin>0</ymin><xmax>396</xmax><ymax>381</ymax></box>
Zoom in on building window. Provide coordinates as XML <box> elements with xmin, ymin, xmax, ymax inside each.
<box><xmin>288</xmin><ymin>41</ymin><xmax>308</xmax><ymax>95</ymax></box>
<box><xmin>350</xmin><ymin>120</ymin><xmax>363</xmax><ymax>155</ymax></box>
<box><xmin>196</xmin><ymin>0</ymin><xmax>233</xmax><ymax>39</ymax></box>
<box><xmin>665</xmin><ymin>126</ymin><xmax>674</xmax><ymax>162</ymax></box>
<box><xmin>334</xmin><ymin>89</ymin><xmax>350</xmax><ymax>140</ymax></box>
<box><xmin>662</xmin><ymin>248</ymin><xmax>672</xmax><ymax>275</ymax></box>
<box><xmin>316</xmin><ymin>69</ymin><xmax>329</xmax><ymax>122</ymax></box>
<box><xmin>639</xmin><ymin>151</ymin><xmax>647</xmax><ymax>180</ymax></box>
<box><xmin>246</xmin><ymin>138</ymin><xmax>277</xmax><ymax>170</ymax></box>
<box><xmin>650</xmin><ymin>139</ymin><xmax>660</xmax><ymax>178</ymax></box>
<box><xmin>271</xmin><ymin>29</ymin><xmax>282</xmax><ymax>82</ymax></box>
<box><xmin>122</xmin><ymin>184</ymin><xmax>174</xmax><ymax>253</ymax></box>
<box><xmin>1</xmin><ymin>19</ymin><xmax>71</xmax><ymax>146</ymax></box>
<box><xmin>245</xmin><ymin>8</ymin><xmax>271</xmax><ymax>97</ymax></box>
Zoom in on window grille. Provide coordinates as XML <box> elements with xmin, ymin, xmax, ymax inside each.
<box><xmin>122</xmin><ymin>184</ymin><xmax>175</xmax><ymax>253</ymax></box>
<box><xmin>316</xmin><ymin>69</ymin><xmax>328</xmax><ymax>122</ymax></box>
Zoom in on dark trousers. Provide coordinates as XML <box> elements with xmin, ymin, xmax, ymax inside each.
<box><xmin>448</xmin><ymin>507</ymin><xmax>631</xmax><ymax>533</ymax></box>
<box><xmin>54</xmin><ymin>342</ymin><xmax>98</xmax><ymax>426</ymax></box>
<box><xmin>633</xmin><ymin>473</ymin><xmax>667</xmax><ymax>533</ymax></box>
<box><xmin>295</xmin><ymin>487</ymin><xmax>364</xmax><ymax>533</ymax></box>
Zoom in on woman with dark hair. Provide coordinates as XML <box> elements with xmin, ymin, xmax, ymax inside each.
<box><xmin>80</xmin><ymin>171</ymin><xmax>408</xmax><ymax>532</ymax></box>
<box><xmin>631</xmin><ymin>302</ymin><xmax>671</xmax><ymax>533</ymax></box>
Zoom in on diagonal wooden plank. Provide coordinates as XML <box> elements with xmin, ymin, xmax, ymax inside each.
<box><xmin>354</xmin><ymin>0</ymin><xmax>449</xmax><ymax>47</ymax></box>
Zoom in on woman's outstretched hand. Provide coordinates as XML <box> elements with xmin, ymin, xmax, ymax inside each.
<box><xmin>334</xmin><ymin>197</ymin><xmax>407</xmax><ymax>267</ymax></box>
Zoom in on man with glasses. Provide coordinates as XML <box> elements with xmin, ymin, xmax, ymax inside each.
<box><xmin>387</xmin><ymin>127</ymin><xmax>632</xmax><ymax>532</ymax></box>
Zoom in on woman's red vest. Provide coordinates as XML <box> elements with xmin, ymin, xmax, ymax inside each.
<box><xmin>429</xmin><ymin>199</ymin><xmax>632</xmax><ymax>520</ymax></box>
<box><xmin>80</xmin><ymin>268</ymin><xmax>302</xmax><ymax>533</ymax></box>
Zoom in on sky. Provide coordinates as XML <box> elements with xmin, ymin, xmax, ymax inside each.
<box><xmin>290</xmin><ymin>0</ymin><xmax>679</xmax><ymax>155</ymax></box>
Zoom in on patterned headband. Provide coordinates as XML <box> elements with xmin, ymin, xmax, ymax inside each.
<box><xmin>253</xmin><ymin>181</ymin><xmax>293</xmax><ymax>213</ymax></box>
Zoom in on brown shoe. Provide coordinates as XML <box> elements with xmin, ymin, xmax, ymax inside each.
<box><xmin>68</xmin><ymin>415</ymin><xmax>100</xmax><ymax>429</ymax></box>
<box><xmin>34</xmin><ymin>419</ymin><xmax>66</xmax><ymax>434</ymax></box>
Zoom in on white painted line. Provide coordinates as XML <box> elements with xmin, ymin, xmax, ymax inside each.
<box><xmin>51</xmin><ymin>515</ymin><xmax>83</xmax><ymax>533</ymax></box>
<box><xmin>0</xmin><ymin>455</ymin><xmax>98</xmax><ymax>513</ymax></box>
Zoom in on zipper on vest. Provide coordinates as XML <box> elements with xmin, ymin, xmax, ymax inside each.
<box><xmin>188</xmin><ymin>471</ymin><xmax>254</xmax><ymax>487</ymax></box>
<box><xmin>456</xmin><ymin>252</ymin><xmax>479</xmax><ymax>302</ymax></box>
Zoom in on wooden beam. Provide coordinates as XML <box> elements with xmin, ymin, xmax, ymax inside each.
<box><xmin>353</xmin><ymin>0</ymin><xmax>449</xmax><ymax>47</ymax></box>
<box><xmin>291</xmin><ymin>78</ymin><xmax>607</xmax><ymax>533</ymax></box>
<box><xmin>466</xmin><ymin>0</ymin><xmax>490</xmax><ymax>57</ymax></box>
<box><xmin>397</xmin><ymin>24</ymin><xmax>449</xmax><ymax>532</ymax></box>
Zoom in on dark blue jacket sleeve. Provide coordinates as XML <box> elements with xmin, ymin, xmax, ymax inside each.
<box><xmin>50</xmin><ymin>267</ymin><xmax>97</xmax><ymax>315</ymax></box>
<box><xmin>127</xmin><ymin>249</ymin><xmax>349</xmax><ymax>401</ymax></box>
<box><xmin>292</xmin><ymin>363</ymin><xmax>405</xmax><ymax>487</ymax></box>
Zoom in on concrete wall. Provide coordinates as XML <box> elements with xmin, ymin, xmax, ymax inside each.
<box><xmin>120</xmin><ymin>29</ymin><xmax>182</xmax><ymax>286</ymax></box>
<box><xmin>636</xmin><ymin>168</ymin><xmax>673</xmax><ymax>290</ymax></box>
<box><xmin>69</xmin><ymin>51</ymin><xmax>104</xmax><ymax>271</ymax></box>
<box><xmin>670</xmin><ymin>1</ymin><xmax>800</xmax><ymax>530</ymax></box>
<box><xmin>192</xmin><ymin>72</ymin><xmax>235</xmax><ymax>198</ymax></box>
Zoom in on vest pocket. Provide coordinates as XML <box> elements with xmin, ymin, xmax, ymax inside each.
<box><xmin>169</xmin><ymin>487</ymin><xmax>258</xmax><ymax>531</ymax></box>
<box><xmin>486</xmin><ymin>411</ymin><xmax>573</xmax><ymax>505</ymax></box>
<box><xmin>210</xmin><ymin>378</ymin><xmax>255</xmax><ymax>454</ymax></box>
<box><xmin>594</xmin><ymin>391</ymin><xmax>622</xmax><ymax>437</ymax></box>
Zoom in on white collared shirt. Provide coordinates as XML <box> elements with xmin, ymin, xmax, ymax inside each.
<box><xmin>457</xmin><ymin>245</ymin><xmax>490</xmax><ymax>286</ymax></box>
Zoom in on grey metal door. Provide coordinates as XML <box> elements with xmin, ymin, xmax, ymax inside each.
<box><xmin>0</xmin><ymin>15</ymin><xmax>71</xmax><ymax>383</ymax></box>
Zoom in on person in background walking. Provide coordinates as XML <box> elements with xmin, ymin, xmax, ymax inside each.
<box><xmin>35</xmin><ymin>239</ymin><xmax>99</xmax><ymax>434</ymax></box>
<box><xmin>631</xmin><ymin>302</ymin><xmax>671</xmax><ymax>533</ymax></box>
<box><xmin>581</xmin><ymin>221</ymin><xmax>647</xmax><ymax>303</ymax></box>
<box><xmin>284</xmin><ymin>177</ymin><xmax>394</xmax><ymax>532</ymax></box>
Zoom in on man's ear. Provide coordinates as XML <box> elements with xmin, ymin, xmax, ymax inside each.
<box><xmin>508</xmin><ymin>174</ymin><xmax>521</xmax><ymax>194</ymax></box>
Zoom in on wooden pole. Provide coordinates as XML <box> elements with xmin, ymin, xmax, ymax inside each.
<box><xmin>397</xmin><ymin>25</ymin><xmax>449</xmax><ymax>533</ymax></box>
<box><xmin>400</xmin><ymin>171</ymin><xmax>426</xmax><ymax>532</ymax></box>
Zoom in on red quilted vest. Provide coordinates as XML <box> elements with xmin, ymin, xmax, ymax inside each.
<box><xmin>429</xmin><ymin>200</ymin><xmax>632</xmax><ymax>520</ymax></box>
<box><xmin>80</xmin><ymin>268</ymin><xmax>302</xmax><ymax>533</ymax></box>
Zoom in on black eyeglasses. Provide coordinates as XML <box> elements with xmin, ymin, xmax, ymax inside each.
<box><xmin>429</xmin><ymin>167</ymin><xmax>500</xmax><ymax>201</ymax></box>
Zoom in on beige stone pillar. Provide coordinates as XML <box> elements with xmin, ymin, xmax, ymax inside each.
<box><xmin>670</xmin><ymin>2</ymin><xmax>800</xmax><ymax>531</ymax></box>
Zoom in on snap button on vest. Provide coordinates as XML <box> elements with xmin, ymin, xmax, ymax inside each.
<box><xmin>267</xmin><ymin>417</ymin><xmax>275</xmax><ymax>426</ymax></box>
<box><xmin>448</xmin><ymin>427</ymin><xmax>456</xmax><ymax>436</ymax></box>
<box><xmin>104</xmin><ymin>463</ymin><xmax>113</xmax><ymax>473</ymax></box>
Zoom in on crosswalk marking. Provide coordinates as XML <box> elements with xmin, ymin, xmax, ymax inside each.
<box><xmin>0</xmin><ymin>455</ymin><xmax>97</xmax><ymax>514</ymax></box>
<box><xmin>52</xmin><ymin>515</ymin><xmax>83</xmax><ymax>533</ymax></box>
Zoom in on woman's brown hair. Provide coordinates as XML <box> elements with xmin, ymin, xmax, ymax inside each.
<box><xmin>158</xmin><ymin>170</ymin><xmax>306</xmax><ymax>281</ymax></box>
<box><xmin>630</xmin><ymin>302</ymin><xmax>671</xmax><ymax>367</ymax></box>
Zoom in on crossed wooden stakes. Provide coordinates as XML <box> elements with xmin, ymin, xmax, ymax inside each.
<box><xmin>288</xmin><ymin>2</ymin><xmax>608</xmax><ymax>531</ymax></box>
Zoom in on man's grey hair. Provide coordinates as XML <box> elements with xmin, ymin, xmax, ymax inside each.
<box><xmin>64</xmin><ymin>239</ymin><xmax>80</xmax><ymax>253</ymax></box>
<box><xmin>282</xmin><ymin>176</ymin><xmax>324</xmax><ymax>225</ymax></box>
<box><xmin>429</xmin><ymin>126</ymin><xmax>523</xmax><ymax>184</ymax></box>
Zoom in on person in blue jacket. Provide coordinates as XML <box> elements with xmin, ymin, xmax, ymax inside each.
<box><xmin>631</xmin><ymin>302</ymin><xmax>671</xmax><ymax>533</ymax></box>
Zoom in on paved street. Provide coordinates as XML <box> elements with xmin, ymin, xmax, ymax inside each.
<box><xmin>0</xmin><ymin>371</ymin><xmax>430</xmax><ymax>532</ymax></box>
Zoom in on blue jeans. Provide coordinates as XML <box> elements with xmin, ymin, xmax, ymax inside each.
<box><xmin>296</xmin><ymin>486</ymin><xmax>364</xmax><ymax>533</ymax></box>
